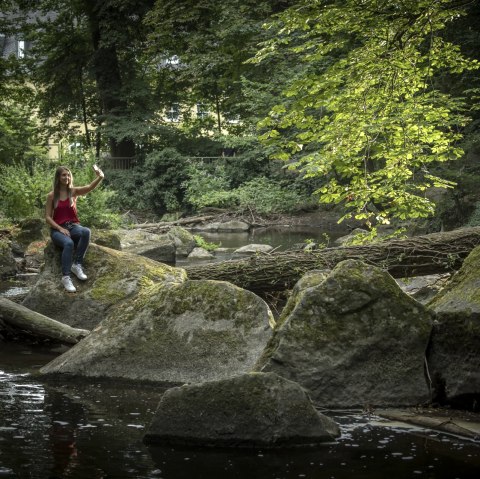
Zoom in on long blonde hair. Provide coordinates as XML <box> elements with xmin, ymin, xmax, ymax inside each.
<box><xmin>53</xmin><ymin>166</ymin><xmax>74</xmax><ymax>209</ymax></box>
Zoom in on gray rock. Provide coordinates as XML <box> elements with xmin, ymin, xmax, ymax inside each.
<box><xmin>217</xmin><ymin>220</ymin><xmax>250</xmax><ymax>232</ymax></box>
<box><xmin>255</xmin><ymin>259</ymin><xmax>433</xmax><ymax>408</ymax></box>
<box><xmin>0</xmin><ymin>239</ymin><xmax>16</xmax><ymax>278</ymax></box>
<box><xmin>167</xmin><ymin>226</ymin><xmax>197</xmax><ymax>257</ymax></box>
<box><xmin>426</xmin><ymin>246</ymin><xmax>480</xmax><ymax>404</ymax></box>
<box><xmin>194</xmin><ymin>221</ymin><xmax>221</xmax><ymax>232</ymax></box>
<box><xmin>396</xmin><ymin>274</ymin><xmax>450</xmax><ymax>305</ymax></box>
<box><xmin>194</xmin><ymin>220</ymin><xmax>250</xmax><ymax>232</ymax></box>
<box><xmin>234</xmin><ymin>244</ymin><xmax>273</xmax><ymax>255</ymax></box>
<box><xmin>92</xmin><ymin>230</ymin><xmax>121</xmax><ymax>250</ymax></box>
<box><xmin>12</xmin><ymin>218</ymin><xmax>46</xmax><ymax>252</ymax></box>
<box><xmin>144</xmin><ymin>372</ymin><xmax>340</xmax><ymax>447</ymax></box>
<box><xmin>40</xmin><ymin>279</ymin><xmax>275</xmax><ymax>383</ymax></box>
<box><xmin>333</xmin><ymin>228</ymin><xmax>369</xmax><ymax>246</ymax></box>
<box><xmin>187</xmin><ymin>247</ymin><xmax>214</xmax><ymax>260</ymax></box>
<box><xmin>119</xmin><ymin>228</ymin><xmax>176</xmax><ymax>263</ymax></box>
<box><xmin>22</xmin><ymin>242</ymin><xmax>186</xmax><ymax>330</ymax></box>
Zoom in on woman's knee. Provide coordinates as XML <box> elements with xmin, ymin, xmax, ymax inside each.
<box><xmin>63</xmin><ymin>237</ymin><xmax>75</xmax><ymax>252</ymax></box>
<box><xmin>81</xmin><ymin>227</ymin><xmax>91</xmax><ymax>240</ymax></box>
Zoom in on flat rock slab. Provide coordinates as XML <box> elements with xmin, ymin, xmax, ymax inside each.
<box><xmin>144</xmin><ymin>372</ymin><xmax>340</xmax><ymax>447</ymax></box>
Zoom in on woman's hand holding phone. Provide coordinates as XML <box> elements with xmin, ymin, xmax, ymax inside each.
<box><xmin>93</xmin><ymin>164</ymin><xmax>104</xmax><ymax>178</ymax></box>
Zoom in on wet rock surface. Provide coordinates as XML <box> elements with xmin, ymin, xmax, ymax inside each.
<box><xmin>40</xmin><ymin>279</ymin><xmax>274</xmax><ymax>384</ymax></box>
<box><xmin>255</xmin><ymin>259</ymin><xmax>433</xmax><ymax>408</ymax></box>
<box><xmin>144</xmin><ymin>372</ymin><xmax>340</xmax><ymax>447</ymax></box>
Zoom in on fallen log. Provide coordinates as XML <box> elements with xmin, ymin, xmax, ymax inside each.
<box><xmin>0</xmin><ymin>297</ymin><xmax>89</xmax><ymax>344</ymax></box>
<box><xmin>184</xmin><ymin>227</ymin><xmax>480</xmax><ymax>294</ymax></box>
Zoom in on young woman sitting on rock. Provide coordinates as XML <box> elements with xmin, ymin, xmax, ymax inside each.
<box><xmin>45</xmin><ymin>165</ymin><xmax>104</xmax><ymax>293</ymax></box>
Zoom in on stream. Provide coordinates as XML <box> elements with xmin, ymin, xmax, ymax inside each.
<box><xmin>1</xmin><ymin>226</ymin><xmax>479</xmax><ymax>478</ymax></box>
<box><xmin>1</xmin><ymin>341</ymin><xmax>479</xmax><ymax>478</ymax></box>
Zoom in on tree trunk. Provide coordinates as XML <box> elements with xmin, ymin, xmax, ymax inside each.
<box><xmin>184</xmin><ymin>227</ymin><xmax>480</xmax><ymax>294</ymax></box>
<box><xmin>86</xmin><ymin>0</ymin><xmax>136</xmax><ymax>159</ymax></box>
<box><xmin>0</xmin><ymin>298</ymin><xmax>89</xmax><ymax>344</ymax></box>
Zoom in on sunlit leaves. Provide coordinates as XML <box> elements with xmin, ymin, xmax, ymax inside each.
<box><xmin>253</xmin><ymin>0</ymin><xmax>479</xmax><ymax>232</ymax></box>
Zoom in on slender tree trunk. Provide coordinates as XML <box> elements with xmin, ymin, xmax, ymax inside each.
<box><xmin>184</xmin><ymin>227</ymin><xmax>480</xmax><ymax>294</ymax></box>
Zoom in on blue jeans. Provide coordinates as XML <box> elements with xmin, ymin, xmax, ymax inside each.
<box><xmin>51</xmin><ymin>223</ymin><xmax>91</xmax><ymax>276</ymax></box>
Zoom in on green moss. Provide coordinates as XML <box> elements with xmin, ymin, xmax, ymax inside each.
<box><xmin>429</xmin><ymin>245</ymin><xmax>480</xmax><ymax>309</ymax></box>
<box><xmin>86</xmin><ymin>244</ymin><xmax>186</xmax><ymax>303</ymax></box>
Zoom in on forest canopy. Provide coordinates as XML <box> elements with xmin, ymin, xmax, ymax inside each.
<box><xmin>1</xmin><ymin>0</ymin><xmax>479</xmax><ymax>232</ymax></box>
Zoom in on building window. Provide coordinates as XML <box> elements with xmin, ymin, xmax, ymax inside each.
<box><xmin>166</xmin><ymin>103</ymin><xmax>180</xmax><ymax>122</ymax></box>
<box><xmin>17</xmin><ymin>40</ymin><xmax>25</xmax><ymax>58</ymax></box>
<box><xmin>196</xmin><ymin>103</ymin><xmax>208</xmax><ymax>119</ymax></box>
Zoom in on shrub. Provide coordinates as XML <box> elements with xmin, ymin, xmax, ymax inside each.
<box><xmin>235</xmin><ymin>177</ymin><xmax>310</xmax><ymax>214</ymax></box>
<box><xmin>0</xmin><ymin>161</ymin><xmax>51</xmax><ymax>221</ymax></box>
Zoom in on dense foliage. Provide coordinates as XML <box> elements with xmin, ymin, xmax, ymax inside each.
<box><xmin>0</xmin><ymin>0</ymin><xmax>479</xmax><ymax>231</ymax></box>
<box><xmin>252</xmin><ymin>0</ymin><xmax>479</xmax><ymax>233</ymax></box>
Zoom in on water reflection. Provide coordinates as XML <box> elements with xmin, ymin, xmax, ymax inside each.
<box><xmin>148</xmin><ymin>421</ymin><xmax>480</xmax><ymax>479</ymax></box>
<box><xmin>1</xmin><ymin>343</ymin><xmax>479</xmax><ymax>479</ymax></box>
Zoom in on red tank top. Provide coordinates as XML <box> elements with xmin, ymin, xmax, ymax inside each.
<box><xmin>53</xmin><ymin>198</ymin><xmax>80</xmax><ymax>225</ymax></box>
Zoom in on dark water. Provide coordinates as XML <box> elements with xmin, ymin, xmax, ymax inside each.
<box><xmin>198</xmin><ymin>225</ymin><xmax>339</xmax><ymax>250</ymax></box>
<box><xmin>1</xmin><ymin>343</ymin><xmax>479</xmax><ymax>479</ymax></box>
<box><xmin>176</xmin><ymin>225</ymin><xmax>345</xmax><ymax>267</ymax></box>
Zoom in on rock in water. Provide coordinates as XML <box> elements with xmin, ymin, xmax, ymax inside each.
<box><xmin>427</xmin><ymin>245</ymin><xmax>480</xmax><ymax>406</ymax></box>
<box><xmin>40</xmin><ymin>279</ymin><xmax>274</xmax><ymax>383</ymax></box>
<box><xmin>144</xmin><ymin>372</ymin><xmax>340</xmax><ymax>447</ymax></box>
<box><xmin>255</xmin><ymin>259</ymin><xmax>433</xmax><ymax>408</ymax></box>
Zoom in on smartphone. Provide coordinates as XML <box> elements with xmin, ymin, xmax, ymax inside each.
<box><xmin>93</xmin><ymin>164</ymin><xmax>100</xmax><ymax>172</ymax></box>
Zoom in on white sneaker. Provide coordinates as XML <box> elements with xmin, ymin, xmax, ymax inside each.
<box><xmin>71</xmin><ymin>263</ymin><xmax>87</xmax><ymax>281</ymax></box>
<box><xmin>62</xmin><ymin>275</ymin><xmax>76</xmax><ymax>293</ymax></box>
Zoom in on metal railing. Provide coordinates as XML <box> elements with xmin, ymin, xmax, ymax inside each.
<box><xmin>102</xmin><ymin>157</ymin><xmax>136</xmax><ymax>170</ymax></box>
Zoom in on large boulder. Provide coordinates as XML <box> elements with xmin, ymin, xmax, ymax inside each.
<box><xmin>40</xmin><ymin>279</ymin><xmax>274</xmax><ymax>383</ymax></box>
<box><xmin>426</xmin><ymin>246</ymin><xmax>480</xmax><ymax>406</ymax></box>
<box><xmin>255</xmin><ymin>259</ymin><xmax>433</xmax><ymax>408</ymax></box>
<box><xmin>22</xmin><ymin>242</ymin><xmax>186</xmax><ymax>330</ymax></box>
<box><xmin>118</xmin><ymin>228</ymin><xmax>176</xmax><ymax>263</ymax></box>
<box><xmin>143</xmin><ymin>372</ymin><xmax>340</xmax><ymax>447</ymax></box>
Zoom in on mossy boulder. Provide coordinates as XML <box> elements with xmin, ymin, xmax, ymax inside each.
<box><xmin>91</xmin><ymin>230</ymin><xmax>121</xmax><ymax>250</ymax></box>
<box><xmin>0</xmin><ymin>238</ymin><xmax>16</xmax><ymax>278</ymax></box>
<box><xmin>277</xmin><ymin>269</ymin><xmax>330</xmax><ymax>327</ymax></box>
<box><xmin>428</xmin><ymin>245</ymin><xmax>480</xmax><ymax>315</ymax></box>
<box><xmin>40</xmin><ymin>279</ymin><xmax>274</xmax><ymax>383</ymax></box>
<box><xmin>118</xmin><ymin>228</ymin><xmax>176</xmax><ymax>263</ymax></box>
<box><xmin>255</xmin><ymin>259</ymin><xmax>433</xmax><ymax>408</ymax></box>
<box><xmin>166</xmin><ymin>226</ymin><xmax>196</xmax><ymax>257</ymax></box>
<box><xmin>426</xmin><ymin>246</ymin><xmax>480</xmax><ymax>405</ymax></box>
<box><xmin>144</xmin><ymin>372</ymin><xmax>340</xmax><ymax>447</ymax></box>
<box><xmin>22</xmin><ymin>242</ymin><xmax>186</xmax><ymax>330</ymax></box>
<box><xmin>12</xmin><ymin>218</ymin><xmax>46</xmax><ymax>252</ymax></box>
